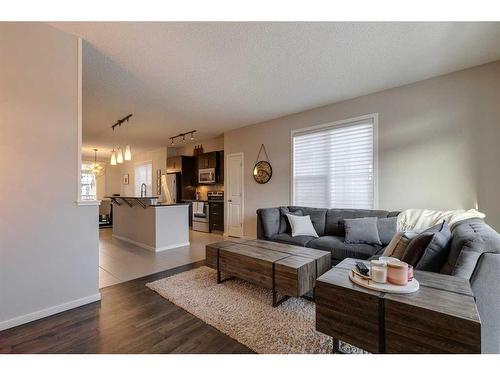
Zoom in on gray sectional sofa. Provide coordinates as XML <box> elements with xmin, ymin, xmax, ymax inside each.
<box><xmin>256</xmin><ymin>206</ymin><xmax>500</xmax><ymax>353</ymax></box>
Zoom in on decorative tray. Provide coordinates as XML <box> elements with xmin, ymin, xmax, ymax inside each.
<box><xmin>349</xmin><ymin>269</ymin><xmax>419</xmax><ymax>294</ymax></box>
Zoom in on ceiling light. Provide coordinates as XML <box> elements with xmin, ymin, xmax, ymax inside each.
<box><xmin>124</xmin><ymin>144</ymin><xmax>132</xmax><ymax>161</ymax></box>
<box><xmin>190</xmin><ymin>132</ymin><xmax>195</xmax><ymax>141</ymax></box>
<box><xmin>171</xmin><ymin>138</ymin><xmax>174</xmax><ymax>145</ymax></box>
<box><xmin>117</xmin><ymin>147</ymin><xmax>124</xmax><ymax>163</ymax></box>
<box><xmin>182</xmin><ymin>135</ymin><xmax>186</xmax><ymax>142</ymax></box>
<box><xmin>110</xmin><ymin>149</ymin><xmax>117</xmax><ymax>165</ymax></box>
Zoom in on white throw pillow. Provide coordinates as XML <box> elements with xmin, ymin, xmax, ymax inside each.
<box><xmin>286</xmin><ymin>214</ymin><xmax>319</xmax><ymax>238</ymax></box>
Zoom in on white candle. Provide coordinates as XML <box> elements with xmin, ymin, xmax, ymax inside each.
<box><xmin>370</xmin><ymin>260</ymin><xmax>387</xmax><ymax>283</ymax></box>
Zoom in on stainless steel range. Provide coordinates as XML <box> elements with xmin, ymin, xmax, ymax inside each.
<box><xmin>192</xmin><ymin>200</ymin><xmax>209</xmax><ymax>232</ymax></box>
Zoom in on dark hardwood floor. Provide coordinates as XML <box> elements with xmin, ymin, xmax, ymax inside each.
<box><xmin>0</xmin><ymin>261</ymin><xmax>253</xmax><ymax>354</ymax></box>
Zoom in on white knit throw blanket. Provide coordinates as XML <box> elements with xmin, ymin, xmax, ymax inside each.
<box><xmin>397</xmin><ymin>208</ymin><xmax>485</xmax><ymax>232</ymax></box>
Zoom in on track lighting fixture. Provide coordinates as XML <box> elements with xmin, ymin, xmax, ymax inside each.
<box><xmin>109</xmin><ymin>114</ymin><xmax>133</xmax><ymax>165</ymax></box>
<box><xmin>169</xmin><ymin>130</ymin><xmax>197</xmax><ymax>145</ymax></box>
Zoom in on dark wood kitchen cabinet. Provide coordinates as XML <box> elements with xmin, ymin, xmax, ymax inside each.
<box><xmin>209</xmin><ymin>201</ymin><xmax>224</xmax><ymax>232</ymax></box>
<box><xmin>195</xmin><ymin>151</ymin><xmax>224</xmax><ymax>184</ymax></box>
<box><xmin>197</xmin><ymin>152</ymin><xmax>217</xmax><ymax>170</ymax></box>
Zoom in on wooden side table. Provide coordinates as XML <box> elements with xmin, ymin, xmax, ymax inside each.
<box><xmin>315</xmin><ymin>258</ymin><xmax>481</xmax><ymax>354</ymax></box>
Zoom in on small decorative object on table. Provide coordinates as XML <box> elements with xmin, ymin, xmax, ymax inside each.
<box><xmin>387</xmin><ymin>260</ymin><xmax>408</xmax><ymax>285</ymax></box>
<box><xmin>349</xmin><ymin>258</ymin><xmax>419</xmax><ymax>294</ymax></box>
<box><xmin>370</xmin><ymin>260</ymin><xmax>387</xmax><ymax>283</ymax></box>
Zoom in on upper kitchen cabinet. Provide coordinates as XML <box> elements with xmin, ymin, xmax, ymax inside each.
<box><xmin>197</xmin><ymin>151</ymin><xmax>217</xmax><ymax>170</ymax></box>
<box><xmin>196</xmin><ymin>151</ymin><xmax>224</xmax><ymax>184</ymax></box>
<box><xmin>167</xmin><ymin>156</ymin><xmax>182</xmax><ymax>173</ymax></box>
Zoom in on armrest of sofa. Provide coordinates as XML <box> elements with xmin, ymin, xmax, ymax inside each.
<box><xmin>256</xmin><ymin>207</ymin><xmax>281</xmax><ymax>239</ymax></box>
<box><xmin>471</xmin><ymin>252</ymin><xmax>500</xmax><ymax>353</ymax></box>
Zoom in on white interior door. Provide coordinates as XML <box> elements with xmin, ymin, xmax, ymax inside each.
<box><xmin>226</xmin><ymin>153</ymin><xmax>244</xmax><ymax>237</ymax></box>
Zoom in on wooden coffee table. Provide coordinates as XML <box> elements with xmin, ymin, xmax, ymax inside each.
<box><xmin>206</xmin><ymin>239</ymin><xmax>331</xmax><ymax>307</ymax></box>
<box><xmin>315</xmin><ymin>258</ymin><xmax>481</xmax><ymax>353</ymax></box>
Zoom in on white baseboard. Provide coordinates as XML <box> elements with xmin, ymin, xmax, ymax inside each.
<box><xmin>0</xmin><ymin>293</ymin><xmax>101</xmax><ymax>331</ymax></box>
<box><xmin>112</xmin><ymin>234</ymin><xmax>189</xmax><ymax>252</ymax></box>
<box><xmin>155</xmin><ymin>242</ymin><xmax>190</xmax><ymax>252</ymax></box>
<box><xmin>223</xmin><ymin>233</ymin><xmax>255</xmax><ymax>240</ymax></box>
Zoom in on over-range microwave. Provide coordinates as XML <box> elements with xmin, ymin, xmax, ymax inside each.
<box><xmin>199</xmin><ymin>168</ymin><xmax>216</xmax><ymax>184</ymax></box>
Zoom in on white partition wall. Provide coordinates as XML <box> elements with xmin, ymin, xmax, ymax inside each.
<box><xmin>0</xmin><ymin>23</ymin><xmax>100</xmax><ymax>330</ymax></box>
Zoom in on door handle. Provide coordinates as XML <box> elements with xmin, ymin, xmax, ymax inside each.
<box><xmin>228</xmin><ymin>199</ymin><xmax>232</xmax><ymax>202</ymax></box>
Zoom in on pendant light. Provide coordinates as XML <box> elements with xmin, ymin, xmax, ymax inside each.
<box><xmin>124</xmin><ymin>144</ymin><xmax>132</xmax><ymax>161</ymax></box>
<box><xmin>124</xmin><ymin>117</ymin><xmax>132</xmax><ymax>161</ymax></box>
<box><xmin>110</xmin><ymin>114</ymin><xmax>133</xmax><ymax>165</ymax></box>
<box><xmin>117</xmin><ymin>147</ymin><xmax>124</xmax><ymax>163</ymax></box>
<box><xmin>116</xmin><ymin>124</ymin><xmax>124</xmax><ymax>163</ymax></box>
<box><xmin>110</xmin><ymin>149</ymin><xmax>117</xmax><ymax>165</ymax></box>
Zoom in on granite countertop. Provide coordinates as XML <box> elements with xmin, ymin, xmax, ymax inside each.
<box><xmin>149</xmin><ymin>203</ymin><xmax>190</xmax><ymax>207</ymax></box>
<box><xmin>105</xmin><ymin>196</ymin><xmax>159</xmax><ymax>199</ymax></box>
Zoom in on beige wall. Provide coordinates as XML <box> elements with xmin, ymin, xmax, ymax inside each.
<box><xmin>224</xmin><ymin>61</ymin><xmax>500</xmax><ymax>237</ymax></box>
<box><xmin>104</xmin><ymin>147</ymin><xmax>167</xmax><ymax>196</ymax></box>
<box><xmin>0</xmin><ymin>23</ymin><xmax>99</xmax><ymax>329</ymax></box>
<box><xmin>104</xmin><ymin>162</ymin><xmax>122</xmax><ymax>196</ymax></box>
<box><xmin>173</xmin><ymin>134</ymin><xmax>224</xmax><ymax>156</ymax></box>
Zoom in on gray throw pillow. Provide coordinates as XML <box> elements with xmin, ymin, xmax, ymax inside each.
<box><xmin>402</xmin><ymin>221</ymin><xmax>451</xmax><ymax>271</ymax></box>
<box><xmin>377</xmin><ymin>217</ymin><xmax>397</xmax><ymax>245</ymax></box>
<box><xmin>344</xmin><ymin>217</ymin><xmax>382</xmax><ymax>245</ymax></box>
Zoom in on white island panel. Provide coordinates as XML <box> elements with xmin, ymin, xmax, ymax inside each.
<box><xmin>112</xmin><ymin>202</ymin><xmax>189</xmax><ymax>252</ymax></box>
<box><xmin>154</xmin><ymin>205</ymin><xmax>190</xmax><ymax>251</ymax></box>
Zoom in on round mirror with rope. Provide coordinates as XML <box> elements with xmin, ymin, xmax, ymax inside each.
<box><xmin>253</xmin><ymin>144</ymin><xmax>272</xmax><ymax>184</ymax></box>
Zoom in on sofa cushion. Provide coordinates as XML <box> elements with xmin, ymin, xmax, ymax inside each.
<box><xmin>306</xmin><ymin>235</ymin><xmax>382</xmax><ymax>261</ymax></box>
<box><xmin>287</xmin><ymin>206</ymin><xmax>327</xmax><ymax>236</ymax></box>
<box><xmin>279</xmin><ymin>207</ymin><xmax>303</xmax><ymax>234</ymax></box>
<box><xmin>377</xmin><ymin>217</ymin><xmax>398</xmax><ymax>245</ymax></box>
<box><xmin>452</xmin><ymin>239</ymin><xmax>487</xmax><ymax>279</ymax></box>
<box><xmin>286</xmin><ymin>214</ymin><xmax>319</xmax><ymax>237</ymax></box>
<box><xmin>382</xmin><ymin>232</ymin><xmax>419</xmax><ymax>259</ymax></box>
<box><xmin>402</xmin><ymin>222</ymin><xmax>447</xmax><ymax>266</ymax></box>
<box><xmin>270</xmin><ymin>233</ymin><xmax>316</xmax><ymax>247</ymax></box>
<box><xmin>325</xmin><ymin>209</ymin><xmax>391</xmax><ymax>237</ymax></box>
<box><xmin>414</xmin><ymin>222</ymin><xmax>452</xmax><ymax>272</ymax></box>
<box><xmin>257</xmin><ymin>208</ymin><xmax>281</xmax><ymax>238</ymax></box>
<box><xmin>344</xmin><ymin>217</ymin><xmax>382</xmax><ymax>245</ymax></box>
<box><xmin>442</xmin><ymin>218</ymin><xmax>500</xmax><ymax>276</ymax></box>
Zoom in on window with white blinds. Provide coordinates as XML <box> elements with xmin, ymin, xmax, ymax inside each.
<box><xmin>292</xmin><ymin>116</ymin><xmax>375</xmax><ymax>209</ymax></box>
<box><xmin>135</xmin><ymin>162</ymin><xmax>153</xmax><ymax>196</ymax></box>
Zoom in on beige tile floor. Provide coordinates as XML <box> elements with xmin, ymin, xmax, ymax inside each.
<box><xmin>99</xmin><ymin>228</ymin><xmax>223</xmax><ymax>288</ymax></box>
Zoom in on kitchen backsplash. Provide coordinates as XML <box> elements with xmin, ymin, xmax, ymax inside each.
<box><xmin>196</xmin><ymin>184</ymin><xmax>224</xmax><ymax>200</ymax></box>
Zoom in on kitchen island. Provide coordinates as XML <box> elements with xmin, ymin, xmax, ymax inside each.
<box><xmin>107</xmin><ymin>196</ymin><xmax>190</xmax><ymax>252</ymax></box>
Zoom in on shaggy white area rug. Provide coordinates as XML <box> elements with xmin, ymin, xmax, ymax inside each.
<box><xmin>146</xmin><ymin>266</ymin><xmax>363</xmax><ymax>354</ymax></box>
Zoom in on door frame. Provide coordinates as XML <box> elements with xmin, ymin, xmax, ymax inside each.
<box><xmin>224</xmin><ymin>152</ymin><xmax>244</xmax><ymax>238</ymax></box>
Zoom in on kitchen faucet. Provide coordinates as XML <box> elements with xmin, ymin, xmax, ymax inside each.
<box><xmin>140</xmin><ymin>183</ymin><xmax>147</xmax><ymax>197</ymax></box>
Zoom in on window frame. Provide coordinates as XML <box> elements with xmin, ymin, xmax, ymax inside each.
<box><xmin>290</xmin><ymin>113</ymin><xmax>379</xmax><ymax>209</ymax></box>
<box><xmin>80</xmin><ymin>162</ymin><xmax>97</xmax><ymax>201</ymax></box>
<box><xmin>134</xmin><ymin>160</ymin><xmax>153</xmax><ymax>197</ymax></box>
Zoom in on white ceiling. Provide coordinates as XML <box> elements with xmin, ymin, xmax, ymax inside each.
<box><xmin>51</xmin><ymin>22</ymin><xmax>500</xmax><ymax>159</ymax></box>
